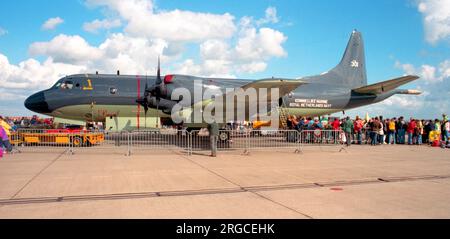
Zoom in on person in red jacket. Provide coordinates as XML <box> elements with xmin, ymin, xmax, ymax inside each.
<box><xmin>353</xmin><ymin>116</ymin><xmax>363</xmax><ymax>144</ymax></box>
<box><xmin>332</xmin><ymin>118</ymin><xmax>341</xmax><ymax>131</ymax></box>
<box><xmin>407</xmin><ymin>118</ymin><xmax>417</xmax><ymax>145</ymax></box>
<box><xmin>331</xmin><ymin>118</ymin><xmax>341</xmax><ymax>143</ymax></box>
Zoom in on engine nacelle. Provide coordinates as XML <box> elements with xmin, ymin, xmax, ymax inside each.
<box><xmin>148</xmin><ymin>97</ymin><xmax>179</xmax><ymax>113</ymax></box>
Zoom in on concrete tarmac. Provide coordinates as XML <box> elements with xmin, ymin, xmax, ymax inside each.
<box><xmin>0</xmin><ymin>145</ymin><xmax>449</xmax><ymax>218</ymax></box>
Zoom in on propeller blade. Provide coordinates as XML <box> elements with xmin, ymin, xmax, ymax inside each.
<box><xmin>144</xmin><ymin>104</ymin><xmax>148</xmax><ymax>129</ymax></box>
<box><xmin>156</xmin><ymin>100</ymin><xmax>159</xmax><ymax>128</ymax></box>
<box><xmin>156</xmin><ymin>56</ymin><xmax>162</xmax><ymax>85</ymax></box>
<box><xmin>144</xmin><ymin>82</ymin><xmax>148</xmax><ymax>97</ymax></box>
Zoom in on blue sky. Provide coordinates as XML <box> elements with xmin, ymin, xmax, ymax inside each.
<box><xmin>0</xmin><ymin>0</ymin><xmax>449</xmax><ymax>118</ymax></box>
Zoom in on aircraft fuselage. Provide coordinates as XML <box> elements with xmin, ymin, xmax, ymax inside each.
<box><xmin>24</xmin><ymin>73</ymin><xmax>396</xmax><ymax>123</ymax></box>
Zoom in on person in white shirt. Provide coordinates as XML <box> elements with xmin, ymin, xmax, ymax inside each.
<box><xmin>444</xmin><ymin>120</ymin><xmax>450</xmax><ymax>142</ymax></box>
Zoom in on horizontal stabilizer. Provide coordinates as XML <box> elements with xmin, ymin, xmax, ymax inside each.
<box><xmin>352</xmin><ymin>75</ymin><xmax>419</xmax><ymax>95</ymax></box>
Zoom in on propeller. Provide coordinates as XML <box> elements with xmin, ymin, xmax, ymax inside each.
<box><xmin>136</xmin><ymin>56</ymin><xmax>168</xmax><ymax>128</ymax></box>
<box><xmin>136</xmin><ymin>57</ymin><xmax>183</xmax><ymax>128</ymax></box>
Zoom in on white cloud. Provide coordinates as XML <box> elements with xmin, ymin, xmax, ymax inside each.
<box><xmin>0</xmin><ymin>89</ymin><xmax>27</xmax><ymax>101</ymax></box>
<box><xmin>256</xmin><ymin>6</ymin><xmax>279</xmax><ymax>26</ymax></box>
<box><xmin>28</xmin><ymin>33</ymin><xmax>169</xmax><ymax>74</ymax></box>
<box><xmin>236</xmin><ymin>27</ymin><xmax>287</xmax><ymax>61</ymax></box>
<box><xmin>77</xmin><ymin>0</ymin><xmax>288</xmax><ymax>77</ymax></box>
<box><xmin>439</xmin><ymin>60</ymin><xmax>450</xmax><ymax>78</ymax></box>
<box><xmin>0</xmin><ymin>53</ymin><xmax>86</xmax><ymax>91</ymax></box>
<box><xmin>42</xmin><ymin>17</ymin><xmax>64</xmax><ymax>30</ymax></box>
<box><xmin>0</xmin><ymin>27</ymin><xmax>7</xmax><ymax>36</ymax></box>
<box><xmin>83</xmin><ymin>19</ymin><xmax>122</xmax><ymax>33</ymax></box>
<box><xmin>239</xmin><ymin>62</ymin><xmax>268</xmax><ymax>74</ymax></box>
<box><xmin>86</xmin><ymin>0</ymin><xmax>236</xmax><ymax>42</ymax></box>
<box><xmin>97</xmin><ymin>33</ymin><xmax>168</xmax><ymax>73</ymax></box>
<box><xmin>200</xmin><ymin>40</ymin><xmax>230</xmax><ymax>60</ymax></box>
<box><xmin>189</xmin><ymin>24</ymin><xmax>287</xmax><ymax>76</ymax></box>
<box><xmin>395</xmin><ymin>60</ymin><xmax>443</xmax><ymax>83</ymax></box>
<box><xmin>29</xmin><ymin>34</ymin><xmax>103</xmax><ymax>64</ymax></box>
<box><xmin>417</xmin><ymin>0</ymin><xmax>450</xmax><ymax>44</ymax></box>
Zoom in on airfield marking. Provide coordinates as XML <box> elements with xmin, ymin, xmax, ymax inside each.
<box><xmin>175</xmin><ymin>151</ymin><xmax>316</xmax><ymax>219</ymax></box>
<box><xmin>9</xmin><ymin>150</ymin><xmax>68</xmax><ymax>200</ymax></box>
<box><xmin>0</xmin><ymin>174</ymin><xmax>450</xmax><ymax>207</ymax></box>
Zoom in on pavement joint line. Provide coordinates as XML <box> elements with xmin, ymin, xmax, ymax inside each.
<box><xmin>9</xmin><ymin>149</ymin><xmax>68</xmax><ymax>200</ymax></box>
<box><xmin>245</xmin><ymin>183</ymin><xmax>319</xmax><ymax>191</ymax></box>
<box><xmin>318</xmin><ymin>179</ymin><xmax>384</xmax><ymax>187</ymax></box>
<box><xmin>378</xmin><ymin>178</ymin><xmax>390</xmax><ymax>182</ymax></box>
<box><xmin>174</xmin><ymin>151</ymin><xmax>316</xmax><ymax>219</ymax></box>
<box><xmin>1</xmin><ymin>174</ymin><xmax>450</xmax><ymax>206</ymax></box>
<box><xmin>251</xmin><ymin>191</ymin><xmax>314</xmax><ymax>219</ymax></box>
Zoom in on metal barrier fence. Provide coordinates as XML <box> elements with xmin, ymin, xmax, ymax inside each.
<box><xmin>6</xmin><ymin>128</ymin><xmax>347</xmax><ymax>156</ymax></box>
<box><xmin>299</xmin><ymin>130</ymin><xmax>343</xmax><ymax>145</ymax></box>
<box><xmin>129</xmin><ymin>129</ymin><xmax>190</xmax><ymax>155</ymax></box>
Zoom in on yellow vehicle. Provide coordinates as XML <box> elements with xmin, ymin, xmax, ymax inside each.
<box><xmin>429</xmin><ymin>130</ymin><xmax>441</xmax><ymax>142</ymax></box>
<box><xmin>11</xmin><ymin>130</ymin><xmax>104</xmax><ymax>147</ymax></box>
<box><xmin>252</xmin><ymin>120</ymin><xmax>272</xmax><ymax>130</ymax></box>
<box><xmin>10</xmin><ymin>132</ymin><xmax>22</xmax><ymax>145</ymax></box>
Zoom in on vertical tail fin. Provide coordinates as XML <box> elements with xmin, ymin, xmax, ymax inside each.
<box><xmin>327</xmin><ymin>30</ymin><xmax>367</xmax><ymax>88</ymax></box>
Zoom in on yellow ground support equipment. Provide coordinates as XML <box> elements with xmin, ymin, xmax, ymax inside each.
<box><xmin>10</xmin><ymin>130</ymin><xmax>104</xmax><ymax>147</ymax></box>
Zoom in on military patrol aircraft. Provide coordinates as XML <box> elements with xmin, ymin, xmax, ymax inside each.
<box><xmin>25</xmin><ymin>30</ymin><xmax>421</xmax><ymax>130</ymax></box>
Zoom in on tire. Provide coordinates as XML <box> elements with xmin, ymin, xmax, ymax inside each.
<box><xmin>218</xmin><ymin>132</ymin><xmax>229</xmax><ymax>142</ymax></box>
<box><xmin>71</xmin><ymin>136</ymin><xmax>84</xmax><ymax>147</ymax></box>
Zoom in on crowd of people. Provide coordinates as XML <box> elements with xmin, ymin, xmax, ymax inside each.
<box><xmin>0</xmin><ymin>115</ymin><xmax>53</xmax><ymax>130</ymax></box>
<box><xmin>286</xmin><ymin>114</ymin><xmax>450</xmax><ymax>147</ymax></box>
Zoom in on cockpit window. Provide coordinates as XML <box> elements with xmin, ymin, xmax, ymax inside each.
<box><xmin>60</xmin><ymin>81</ymin><xmax>74</xmax><ymax>90</ymax></box>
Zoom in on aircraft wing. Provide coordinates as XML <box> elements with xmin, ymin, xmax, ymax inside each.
<box><xmin>197</xmin><ymin>78</ymin><xmax>307</xmax><ymax>107</ymax></box>
<box><xmin>352</xmin><ymin>75</ymin><xmax>420</xmax><ymax>95</ymax></box>
<box><xmin>187</xmin><ymin>78</ymin><xmax>307</xmax><ymax>122</ymax></box>
<box><xmin>239</xmin><ymin>78</ymin><xmax>308</xmax><ymax>98</ymax></box>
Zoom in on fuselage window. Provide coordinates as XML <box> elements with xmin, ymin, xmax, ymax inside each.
<box><xmin>75</xmin><ymin>83</ymin><xmax>81</xmax><ymax>88</ymax></box>
<box><xmin>110</xmin><ymin>87</ymin><xmax>117</xmax><ymax>95</ymax></box>
<box><xmin>60</xmin><ymin>81</ymin><xmax>73</xmax><ymax>90</ymax></box>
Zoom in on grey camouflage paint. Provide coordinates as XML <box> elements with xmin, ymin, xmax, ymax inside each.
<box><xmin>24</xmin><ymin>30</ymin><xmax>419</xmax><ymax>122</ymax></box>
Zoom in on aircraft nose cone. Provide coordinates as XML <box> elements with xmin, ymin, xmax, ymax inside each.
<box><xmin>24</xmin><ymin>92</ymin><xmax>51</xmax><ymax>114</ymax></box>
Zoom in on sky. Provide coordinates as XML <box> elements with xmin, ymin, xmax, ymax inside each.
<box><xmin>0</xmin><ymin>0</ymin><xmax>449</xmax><ymax>119</ymax></box>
